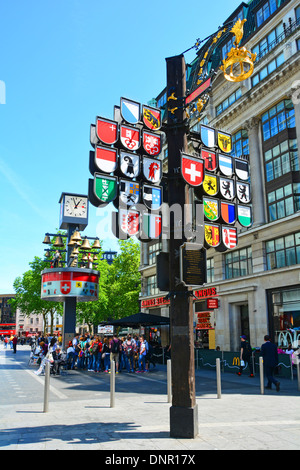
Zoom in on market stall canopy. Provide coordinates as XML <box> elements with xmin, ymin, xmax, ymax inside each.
<box><xmin>100</xmin><ymin>312</ymin><xmax>170</xmax><ymax>327</ymax></box>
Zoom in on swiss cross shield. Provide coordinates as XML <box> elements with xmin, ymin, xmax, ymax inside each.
<box><xmin>201</xmin><ymin>148</ymin><xmax>217</xmax><ymax>172</ymax></box>
<box><xmin>142</xmin><ymin>130</ymin><xmax>161</xmax><ymax>156</ymax></box>
<box><xmin>96</xmin><ymin>116</ymin><xmax>118</xmax><ymax>145</ymax></box>
<box><xmin>222</xmin><ymin>226</ymin><xmax>238</xmax><ymax>249</ymax></box>
<box><xmin>95</xmin><ymin>146</ymin><xmax>118</xmax><ymax>173</ymax></box>
<box><xmin>119</xmin><ymin>179</ymin><xmax>140</xmax><ymax>206</ymax></box>
<box><xmin>119</xmin><ymin>208</ymin><xmax>139</xmax><ymax>236</ymax></box>
<box><xmin>60</xmin><ymin>281</ymin><xmax>71</xmax><ymax>295</ymax></box>
<box><xmin>181</xmin><ymin>154</ymin><xmax>204</xmax><ymax>186</ymax></box>
<box><xmin>236</xmin><ymin>182</ymin><xmax>251</xmax><ymax>204</ymax></box>
<box><xmin>142</xmin><ymin>156</ymin><xmax>162</xmax><ymax>184</ymax></box>
<box><xmin>120</xmin><ymin>124</ymin><xmax>140</xmax><ymax>151</ymax></box>
<box><xmin>120</xmin><ymin>151</ymin><xmax>140</xmax><ymax>178</ymax></box>
<box><xmin>142</xmin><ymin>105</ymin><xmax>161</xmax><ymax>130</ymax></box>
<box><xmin>220</xmin><ymin>177</ymin><xmax>235</xmax><ymax>200</ymax></box>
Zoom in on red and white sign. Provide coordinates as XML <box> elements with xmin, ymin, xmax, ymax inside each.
<box><xmin>181</xmin><ymin>154</ymin><xmax>204</xmax><ymax>186</ymax></box>
<box><xmin>142</xmin><ymin>130</ymin><xmax>161</xmax><ymax>156</ymax></box>
<box><xmin>222</xmin><ymin>226</ymin><xmax>237</xmax><ymax>249</ymax></box>
<box><xmin>96</xmin><ymin>117</ymin><xmax>118</xmax><ymax>145</ymax></box>
<box><xmin>95</xmin><ymin>146</ymin><xmax>117</xmax><ymax>173</ymax></box>
<box><xmin>60</xmin><ymin>281</ymin><xmax>71</xmax><ymax>295</ymax></box>
<box><xmin>120</xmin><ymin>124</ymin><xmax>140</xmax><ymax>151</ymax></box>
<box><xmin>207</xmin><ymin>298</ymin><xmax>219</xmax><ymax>309</ymax></box>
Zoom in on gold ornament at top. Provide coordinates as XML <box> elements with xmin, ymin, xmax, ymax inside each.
<box><xmin>220</xmin><ymin>19</ymin><xmax>256</xmax><ymax>82</ymax></box>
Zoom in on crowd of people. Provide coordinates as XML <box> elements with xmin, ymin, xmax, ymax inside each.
<box><xmin>27</xmin><ymin>332</ymin><xmax>156</xmax><ymax>375</ymax></box>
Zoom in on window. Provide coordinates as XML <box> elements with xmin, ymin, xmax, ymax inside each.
<box><xmin>224</xmin><ymin>247</ymin><xmax>253</xmax><ymax>279</ymax></box>
<box><xmin>267</xmin><ymin>183</ymin><xmax>300</xmax><ymax>221</ymax></box>
<box><xmin>256</xmin><ymin>0</ymin><xmax>279</xmax><ymax>28</ymax></box>
<box><xmin>216</xmin><ymin>88</ymin><xmax>242</xmax><ymax>116</ymax></box>
<box><xmin>206</xmin><ymin>258</ymin><xmax>214</xmax><ymax>284</ymax></box>
<box><xmin>148</xmin><ymin>242</ymin><xmax>162</xmax><ymax>266</ymax></box>
<box><xmin>230</xmin><ymin>129</ymin><xmax>249</xmax><ymax>158</ymax></box>
<box><xmin>145</xmin><ymin>275</ymin><xmax>159</xmax><ymax>296</ymax></box>
<box><xmin>251</xmin><ymin>53</ymin><xmax>284</xmax><ymax>88</ymax></box>
<box><xmin>262</xmin><ymin>100</ymin><xmax>295</xmax><ymax>142</ymax></box>
<box><xmin>252</xmin><ymin>23</ymin><xmax>284</xmax><ymax>60</ymax></box>
<box><xmin>264</xmin><ymin>139</ymin><xmax>299</xmax><ymax>183</ymax></box>
<box><xmin>266</xmin><ymin>232</ymin><xmax>300</xmax><ymax>269</ymax></box>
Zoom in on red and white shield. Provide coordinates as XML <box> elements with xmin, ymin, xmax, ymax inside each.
<box><xmin>181</xmin><ymin>154</ymin><xmax>204</xmax><ymax>186</ymax></box>
<box><xmin>119</xmin><ymin>209</ymin><xmax>139</xmax><ymax>237</ymax></box>
<box><xmin>120</xmin><ymin>125</ymin><xmax>140</xmax><ymax>151</ymax></box>
<box><xmin>142</xmin><ymin>130</ymin><xmax>161</xmax><ymax>156</ymax></box>
<box><xmin>222</xmin><ymin>226</ymin><xmax>237</xmax><ymax>249</ymax></box>
<box><xmin>95</xmin><ymin>146</ymin><xmax>117</xmax><ymax>173</ymax></box>
<box><xmin>60</xmin><ymin>281</ymin><xmax>72</xmax><ymax>295</ymax></box>
<box><xmin>96</xmin><ymin>117</ymin><xmax>118</xmax><ymax>145</ymax></box>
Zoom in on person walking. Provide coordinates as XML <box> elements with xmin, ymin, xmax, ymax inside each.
<box><xmin>123</xmin><ymin>334</ymin><xmax>136</xmax><ymax>373</ymax></box>
<box><xmin>260</xmin><ymin>335</ymin><xmax>280</xmax><ymax>392</ymax></box>
<box><xmin>12</xmin><ymin>335</ymin><xmax>18</xmax><ymax>354</ymax></box>
<box><xmin>237</xmin><ymin>335</ymin><xmax>254</xmax><ymax>377</ymax></box>
<box><xmin>109</xmin><ymin>334</ymin><xmax>121</xmax><ymax>374</ymax></box>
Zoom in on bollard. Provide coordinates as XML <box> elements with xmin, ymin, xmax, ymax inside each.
<box><xmin>167</xmin><ymin>359</ymin><xmax>172</xmax><ymax>403</ymax></box>
<box><xmin>297</xmin><ymin>360</ymin><xmax>300</xmax><ymax>391</ymax></box>
<box><xmin>259</xmin><ymin>357</ymin><xmax>264</xmax><ymax>395</ymax></box>
<box><xmin>216</xmin><ymin>358</ymin><xmax>221</xmax><ymax>399</ymax></box>
<box><xmin>110</xmin><ymin>360</ymin><xmax>115</xmax><ymax>408</ymax></box>
<box><xmin>43</xmin><ymin>361</ymin><xmax>50</xmax><ymax>413</ymax></box>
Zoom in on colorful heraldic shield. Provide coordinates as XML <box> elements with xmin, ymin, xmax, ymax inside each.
<box><xmin>119</xmin><ymin>208</ymin><xmax>139</xmax><ymax>237</ymax></box>
<box><xmin>119</xmin><ymin>179</ymin><xmax>140</xmax><ymax>206</ymax></box>
<box><xmin>235</xmin><ymin>158</ymin><xmax>249</xmax><ymax>180</ymax></box>
<box><xmin>143</xmin><ymin>130</ymin><xmax>161</xmax><ymax>156</ymax></box>
<box><xmin>200</xmin><ymin>125</ymin><xmax>215</xmax><ymax>148</ymax></box>
<box><xmin>142</xmin><ymin>184</ymin><xmax>162</xmax><ymax>210</ymax></box>
<box><xmin>236</xmin><ymin>181</ymin><xmax>251</xmax><ymax>203</ymax></box>
<box><xmin>201</xmin><ymin>148</ymin><xmax>217</xmax><ymax>172</ymax></box>
<box><xmin>96</xmin><ymin>117</ymin><xmax>118</xmax><ymax>145</ymax></box>
<box><xmin>219</xmin><ymin>154</ymin><xmax>233</xmax><ymax>177</ymax></box>
<box><xmin>220</xmin><ymin>177</ymin><xmax>235</xmax><ymax>200</ymax></box>
<box><xmin>142</xmin><ymin>212</ymin><xmax>162</xmax><ymax>239</ymax></box>
<box><xmin>221</xmin><ymin>201</ymin><xmax>236</xmax><ymax>224</ymax></box>
<box><xmin>94</xmin><ymin>173</ymin><xmax>118</xmax><ymax>203</ymax></box>
<box><xmin>120</xmin><ymin>124</ymin><xmax>140</xmax><ymax>151</ymax></box>
<box><xmin>143</xmin><ymin>156</ymin><xmax>162</xmax><ymax>184</ymax></box>
<box><xmin>142</xmin><ymin>105</ymin><xmax>161</xmax><ymax>130</ymax></box>
<box><xmin>120</xmin><ymin>98</ymin><xmax>140</xmax><ymax>125</ymax></box>
<box><xmin>41</xmin><ymin>270</ymin><xmax>99</xmax><ymax>301</ymax></box>
<box><xmin>218</xmin><ymin>131</ymin><xmax>232</xmax><ymax>153</ymax></box>
<box><xmin>181</xmin><ymin>154</ymin><xmax>204</xmax><ymax>186</ymax></box>
<box><xmin>222</xmin><ymin>226</ymin><xmax>237</xmax><ymax>249</ymax></box>
<box><xmin>238</xmin><ymin>205</ymin><xmax>252</xmax><ymax>227</ymax></box>
<box><xmin>204</xmin><ymin>223</ymin><xmax>221</xmax><ymax>248</ymax></box>
<box><xmin>95</xmin><ymin>146</ymin><xmax>118</xmax><ymax>173</ymax></box>
<box><xmin>203</xmin><ymin>197</ymin><xmax>219</xmax><ymax>221</ymax></box>
<box><xmin>203</xmin><ymin>174</ymin><xmax>218</xmax><ymax>196</ymax></box>
<box><xmin>120</xmin><ymin>151</ymin><xmax>140</xmax><ymax>178</ymax></box>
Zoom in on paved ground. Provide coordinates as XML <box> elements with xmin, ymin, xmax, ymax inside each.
<box><xmin>0</xmin><ymin>345</ymin><xmax>300</xmax><ymax>452</ymax></box>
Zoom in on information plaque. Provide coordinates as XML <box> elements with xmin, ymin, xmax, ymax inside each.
<box><xmin>180</xmin><ymin>243</ymin><xmax>207</xmax><ymax>286</ymax></box>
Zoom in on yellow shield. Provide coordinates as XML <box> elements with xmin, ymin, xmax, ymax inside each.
<box><xmin>203</xmin><ymin>174</ymin><xmax>218</xmax><ymax>196</ymax></box>
<box><xmin>218</xmin><ymin>132</ymin><xmax>232</xmax><ymax>153</ymax></box>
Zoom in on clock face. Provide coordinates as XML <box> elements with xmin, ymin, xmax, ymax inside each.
<box><xmin>64</xmin><ymin>196</ymin><xmax>88</xmax><ymax>218</ymax></box>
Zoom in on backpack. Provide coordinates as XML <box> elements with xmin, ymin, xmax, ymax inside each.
<box><xmin>91</xmin><ymin>342</ymin><xmax>98</xmax><ymax>354</ymax></box>
<box><xmin>111</xmin><ymin>340</ymin><xmax>119</xmax><ymax>354</ymax></box>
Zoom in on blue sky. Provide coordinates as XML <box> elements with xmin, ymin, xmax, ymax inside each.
<box><xmin>0</xmin><ymin>0</ymin><xmax>242</xmax><ymax>294</ymax></box>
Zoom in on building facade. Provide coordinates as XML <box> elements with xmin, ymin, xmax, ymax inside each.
<box><xmin>139</xmin><ymin>0</ymin><xmax>300</xmax><ymax>351</ymax></box>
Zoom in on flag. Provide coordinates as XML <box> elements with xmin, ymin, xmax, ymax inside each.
<box><xmin>219</xmin><ymin>154</ymin><xmax>233</xmax><ymax>177</ymax></box>
<box><xmin>222</xmin><ymin>226</ymin><xmax>237</xmax><ymax>249</ymax></box>
<box><xmin>95</xmin><ymin>146</ymin><xmax>117</xmax><ymax>173</ymax></box>
<box><xmin>142</xmin><ymin>105</ymin><xmax>161</xmax><ymax>130</ymax></box>
<box><xmin>120</xmin><ymin>97</ymin><xmax>140</xmax><ymax>124</ymax></box>
<box><xmin>221</xmin><ymin>201</ymin><xmax>236</xmax><ymax>224</ymax></box>
<box><xmin>96</xmin><ymin>117</ymin><xmax>118</xmax><ymax>145</ymax></box>
<box><xmin>203</xmin><ymin>198</ymin><xmax>219</xmax><ymax>221</ymax></box>
<box><xmin>142</xmin><ymin>213</ymin><xmax>162</xmax><ymax>239</ymax></box>
<box><xmin>200</xmin><ymin>125</ymin><xmax>215</xmax><ymax>148</ymax></box>
<box><xmin>238</xmin><ymin>205</ymin><xmax>252</xmax><ymax>227</ymax></box>
<box><xmin>218</xmin><ymin>131</ymin><xmax>232</xmax><ymax>153</ymax></box>
<box><xmin>181</xmin><ymin>154</ymin><xmax>204</xmax><ymax>186</ymax></box>
<box><xmin>235</xmin><ymin>158</ymin><xmax>249</xmax><ymax>180</ymax></box>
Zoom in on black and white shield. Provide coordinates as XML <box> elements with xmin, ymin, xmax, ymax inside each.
<box><xmin>120</xmin><ymin>151</ymin><xmax>140</xmax><ymax>178</ymax></box>
<box><xmin>236</xmin><ymin>182</ymin><xmax>251</xmax><ymax>204</ymax></box>
<box><xmin>220</xmin><ymin>177</ymin><xmax>235</xmax><ymax>200</ymax></box>
<box><xmin>119</xmin><ymin>179</ymin><xmax>140</xmax><ymax>206</ymax></box>
<box><xmin>142</xmin><ymin>156</ymin><xmax>162</xmax><ymax>184</ymax></box>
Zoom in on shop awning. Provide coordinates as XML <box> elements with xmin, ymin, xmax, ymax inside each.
<box><xmin>100</xmin><ymin>312</ymin><xmax>170</xmax><ymax>328</ymax></box>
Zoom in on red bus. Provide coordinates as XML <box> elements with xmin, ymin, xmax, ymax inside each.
<box><xmin>0</xmin><ymin>324</ymin><xmax>16</xmax><ymax>336</ymax></box>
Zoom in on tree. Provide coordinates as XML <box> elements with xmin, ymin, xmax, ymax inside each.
<box><xmin>10</xmin><ymin>256</ymin><xmax>62</xmax><ymax>334</ymax></box>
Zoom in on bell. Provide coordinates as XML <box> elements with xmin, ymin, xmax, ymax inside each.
<box><xmin>71</xmin><ymin>230</ymin><xmax>82</xmax><ymax>243</ymax></box>
<box><xmin>53</xmin><ymin>236</ymin><xmax>64</xmax><ymax>247</ymax></box>
<box><xmin>71</xmin><ymin>246</ymin><xmax>79</xmax><ymax>257</ymax></box>
<box><xmin>92</xmin><ymin>238</ymin><xmax>101</xmax><ymax>249</ymax></box>
<box><xmin>93</xmin><ymin>254</ymin><xmax>98</xmax><ymax>261</ymax></box>
<box><xmin>45</xmin><ymin>250</ymin><xmax>51</xmax><ymax>258</ymax></box>
<box><xmin>81</xmin><ymin>237</ymin><xmax>91</xmax><ymax>250</ymax></box>
<box><xmin>68</xmin><ymin>238</ymin><xmax>76</xmax><ymax>246</ymax></box>
<box><xmin>43</xmin><ymin>234</ymin><xmax>51</xmax><ymax>244</ymax></box>
<box><xmin>82</xmin><ymin>253</ymin><xmax>88</xmax><ymax>261</ymax></box>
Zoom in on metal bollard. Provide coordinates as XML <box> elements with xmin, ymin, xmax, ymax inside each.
<box><xmin>110</xmin><ymin>360</ymin><xmax>115</xmax><ymax>408</ymax></box>
<box><xmin>43</xmin><ymin>361</ymin><xmax>50</xmax><ymax>413</ymax></box>
<box><xmin>259</xmin><ymin>357</ymin><xmax>264</xmax><ymax>395</ymax></box>
<box><xmin>167</xmin><ymin>359</ymin><xmax>172</xmax><ymax>403</ymax></box>
<box><xmin>216</xmin><ymin>358</ymin><xmax>221</xmax><ymax>399</ymax></box>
